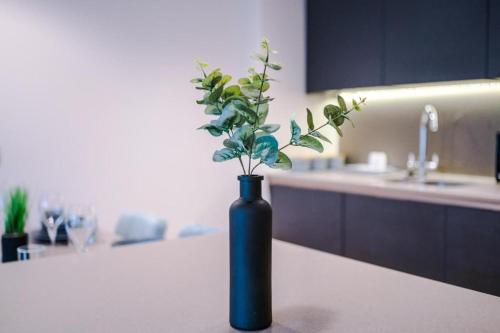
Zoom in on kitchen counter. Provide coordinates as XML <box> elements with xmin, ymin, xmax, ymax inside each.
<box><xmin>268</xmin><ymin>170</ymin><xmax>500</xmax><ymax>211</ymax></box>
<box><xmin>1</xmin><ymin>233</ymin><xmax>500</xmax><ymax>332</ymax></box>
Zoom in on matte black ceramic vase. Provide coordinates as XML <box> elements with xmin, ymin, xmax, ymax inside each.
<box><xmin>229</xmin><ymin>175</ymin><xmax>272</xmax><ymax>331</ymax></box>
<box><xmin>2</xmin><ymin>233</ymin><xmax>28</xmax><ymax>263</ymax></box>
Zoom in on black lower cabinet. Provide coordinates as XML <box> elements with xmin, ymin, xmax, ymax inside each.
<box><xmin>271</xmin><ymin>186</ymin><xmax>343</xmax><ymax>254</ymax></box>
<box><xmin>446</xmin><ymin>207</ymin><xmax>500</xmax><ymax>296</ymax></box>
<box><xmin>270</xmin><ymin>185</ymin><xmax>500</xmax><ymax>296</ymax></box>
<box><xmin>344</xmin><ymin>194</ymin><xmax>446</xmax><ymax>280</ymax></box>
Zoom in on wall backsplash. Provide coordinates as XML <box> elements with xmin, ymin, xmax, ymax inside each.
<box><xmin>331</xmin><ymin>81</ymin><xmax>500</xmax><ymax>176</ymax></box>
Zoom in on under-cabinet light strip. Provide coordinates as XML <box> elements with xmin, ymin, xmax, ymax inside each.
<box><xmin>336</xmin><ymin>80</ymin><xmax>500</xmax><ymax>101</ymax></box>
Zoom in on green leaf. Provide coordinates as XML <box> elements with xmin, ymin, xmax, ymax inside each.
<box><xmin>223</xmin><ymin>139</ymin><xmax>241</xmax><ymax>150</ymax></box>
<box><xmin>306</xmin><ymin>108</ymin><xmax>314</xmax><ymax>131</ymax></box>
<box><xmin>310</xmin><ymin>131</ymin><xmax>332</xmax><ymax>143</ymax></box>
<box><xmin>261</xmin><ymin>38</ymin><xmax>270</xmax><ymax>50</ymax></box>
<box><xmin>202</xmin><ymin>68</ymin><xmax>222</xmax><ymax>88</ymax></box>
<box><xmin>323</xmin><ymin>104</ymin><xmax>342</xmax><ymax>120</ymax></box>
<box><xmin>271</xmin><ymin>151</ymin><xmax>292</xmax><ymax>170</ymax></box>
<box><xmin>352</xmin><ymin>99</ymin><xmax>361</xmax><ymax>112</ymax></box>
<box><xmin>337</xmin><ymin>95</ymin><xmax>347</xmax><ymax>112</ymax></box>
<box><xmin>290</xmin><ymin>119</ymin><xmax>301</xmax><ymax>143</ymax></box>
<box><xmin>218</xmin><ymin>74</ymin><xmax>232</xmax><ymax>86</ymax></box>
<box><xmin>255</xmin><ymin>103</ymin><xmax>269</xmax><ymax>126</ymax></box>
<box><xmin>238</xmin><ymin>78</ymin><xmax>251</xmax><ymax>85</ymax></box>
<box><xmin>190</xmin><ymin>78</ymin><xmax>203</xmax><ymax>84</ymax></box>
<box><xmin>197</xmin><ymin>123</ymin><xmax>224</xmax><ymax>137</ymax></box>
<box><xmin>252</xmin><ymin>135</ymin><xmax>279</xmax><ymax>166</ymax></box>
<box><xmin>232</xmin><ymin>125</ymin><xmax>253</xmax><ymax>151</ymax></box>
<box><xmin>208</xmin><ymin>84</ymin><xmax>224</xmax><ymax>103</ymax></box>
<box><xmin>241</xmin><ymin>85</ymin><xmax>260</xmax><ymax>98</ymax></box>
<box><xmin>252</xmin><ymin>80</ymin><xmax>270</xmax><ymax>92</ymax></box>
<box><xmin>328</xmin><ymin>118</ymin><xmax>343</xmax><ymax>137</ymax></box>
<box><xmin>298</xmin><ymin>135</ymin><xmax>324</xmax><ymax>153</ymax></box>
<box><xmin>234</xmin><ymin>101</ymin><xmax>257</xmax><ymax>125</ymax></box>
<box><xmin>222</xmin><ymin>85</ymin><xmax>241</xmax><ymax>99</ymax></box>
<box><xmin>255</xmin><ymin>53</ymin><xmax>268</xmax><ymax>63</ymax></box>
<box><xmin>213</xmin><ymin>148</ymin><xmax>238</xmax><ymax>162</ymax></box>
<box><xmin>214</xmin><ymin>103</ymin><xmax>239</xmax><ymax>129</ymax></box>
<box><xmin>204</xmin><ymin>105</ymin><xmax>221</xmax><ymax>115</ymax></box>
<box><xmin>222</xmin><ymin>95</ymin><xmax>247</xmax><ymax>108</ymax></box>
<box><xmin>267</xmin><ymin>63</ymin><xmax>282</xmax><ymax>70</ymax></box>
<box><xmin>259</xmin><ymin>124</ymin><xmax>280</xmax><ymax>133</ymax></box>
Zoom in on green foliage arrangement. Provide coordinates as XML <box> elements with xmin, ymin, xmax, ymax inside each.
<box><xmin>192</xmin><ymin>39</ymin><xmax>366</xmax><ymax>175</ymax></box>
<box><xmin>4</xmin><ymin>187</ymin><xmax>28</xmax><ymax>235</ymax></box>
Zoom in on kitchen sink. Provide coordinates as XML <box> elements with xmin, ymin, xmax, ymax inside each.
<box><xmin>386</xmin><ymin>178</ymin><xmax>467</xmax><ymax>187</ymax></box>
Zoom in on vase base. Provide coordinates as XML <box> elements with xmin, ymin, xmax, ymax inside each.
<box><xmin>230</xmin><ymin>321</ymin><xmax>272</xmax><ymax>331</ymax></box>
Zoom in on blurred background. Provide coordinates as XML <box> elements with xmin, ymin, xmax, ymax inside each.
<box><xmin>0</xmin><ymin>0</ymin><xmax>318</xmax><ymax>236</ymax></box>
<box><xmin>1</xmin><ymin>0</ymin><xmax>499</xmax><ymax>240</ymax></box>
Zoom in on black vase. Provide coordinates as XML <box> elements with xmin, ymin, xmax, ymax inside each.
<box><xmin>229</xmin><ymin>175</ymin><xmax>272</xmax><ymax>331</ymax></box>
<box><xmin>2</xmin><ymin>233</ymin><xmax>28</xmax><ymax>263</ymax></box>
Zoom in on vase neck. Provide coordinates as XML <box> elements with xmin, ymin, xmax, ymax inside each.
<box><xmin>238</xmin><ymin>175</ymin><xmax>263</xmax><ymax>201</ymax></box>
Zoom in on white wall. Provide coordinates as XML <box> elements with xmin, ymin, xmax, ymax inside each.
<box><xmin>0</xmin><ymin>0</ymin><xmax>312</xmax><ymax>236</ymax></box>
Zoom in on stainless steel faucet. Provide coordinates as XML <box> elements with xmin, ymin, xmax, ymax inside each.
<box><xmin>407</xmin><ymin>104</ymin><xmax>439</xmax><ymax>182</ymax></box>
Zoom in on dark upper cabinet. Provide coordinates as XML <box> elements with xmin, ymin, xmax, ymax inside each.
<box><xmin>344</xmin><ymin>194</ymin><xmax>446</xmax><ymax>280</ymax></box>
<box><xmin>489</xmin><ymin>0</ymin><xmax>500</xmax><ymax>77</ymax></box>
<box><xmin>384</xmin><ymin>0</ymin><xmax>488</xmax><ymax>84</ymax></box>
<box><xmin>307</xmin><ymin>0</ymin><xmax>492</xmax><ymax>90</ymax></box>
<box><xmin>270</xmin><ymin>186</ymin><xmax>343</xmax><ymax>254</ymax></box>
<box><xmin>306</xmin><ymin>0</ymin><xmax>384</xmax><ymax>92</ymax></box>
<box><xmin>446</xmin><ymin>207</ymin><xmax>500</xmax><ymax>296</ymax></box>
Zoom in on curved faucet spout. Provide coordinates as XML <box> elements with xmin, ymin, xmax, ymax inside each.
<box><xmin>416</xmin><ymin>104</ymin><xmax>439</xmax><ymax>182</ymax></box>
<box><xmin>422</xmin><ymin>104</ymin><xmax>439</xmax><ymax>132</ymax></box>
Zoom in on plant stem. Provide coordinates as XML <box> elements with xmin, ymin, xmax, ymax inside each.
<box><xmin>238</xmin><ymin>156</ymin><xmax>246</xmax><ymax>175</ymax></box>
<box><xmin>248</xmin><ymin>53</ymin><xmax>270</xmax><ymax>175</ymax></box>
<box><xmin>250</xmin><ymin>162</ymin><xmax>261</xmax><ymax>175</ymax></box>
<box><xmin>228</xmin><ymin>130</ymin><xmax>247</xmax><ymax>175</ymax></box>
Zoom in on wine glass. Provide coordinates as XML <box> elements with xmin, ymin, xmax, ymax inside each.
<box><xmin>64</xmin><ymin>204</ymin><xmax>97</xmax><ymax>253</ymax></box>
<box><xmin>39</xmin><ymin>195</ymin><xmax>64</xmax><ymax>246</ymax></box>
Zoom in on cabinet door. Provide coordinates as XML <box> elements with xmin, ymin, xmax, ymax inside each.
<box><xmin>306</xmin><ymin>0</ymin><xmax>383</xmax><ymax>91</ymax></box>
<box><xmin>446</xmin><ymin>207</ymin><xmax>500</xmax><ymax>296</ymax></box>
<box><xmin>270</xmin><ymin>186</ymin><xmax>343</xmax><ymax>254</ymax></box>
<box><xmin>345</xmin><ymin>194</ymin><xmax>446</xmax><ymax>280</ymax></box>
<box><xmin>489</xmin><ymin>0</ymin><xmax>500</xmax><ymax>77</ymax></box>
<box><xmin>385</xmin><ymin>0</ymin><xmax>488</xmax><ymax>84</ymax></box>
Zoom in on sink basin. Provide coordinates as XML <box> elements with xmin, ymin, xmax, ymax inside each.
<box><xmin>386</xmin><ymin>178</ymin><xmax>467</xmax><ymax>187</ymax></box>
<box><xmin>421</xmin><ymin>180</ymin><xmax>466</xmax><ymax>187</ymax></box>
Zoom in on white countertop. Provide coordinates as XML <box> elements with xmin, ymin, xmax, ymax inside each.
<box><xmin>268</xmin><ymin>170</ymin><xmax>500</xmax><ymax>211</ymax></box>
<box><xmin>1</xmin><ymin>233</ymin><xmax>499</xmax><ymax>332</ymax></box>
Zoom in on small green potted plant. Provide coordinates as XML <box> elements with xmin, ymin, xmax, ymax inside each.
<box><xmin>192</xmin><ymin>39</ymin><xmax>365</xmax><ymax>330</ymax></box>
<box><xmin>2</xmin><ymin>187</ymin><xmax>29</xmax><ymax>263</ymax></box>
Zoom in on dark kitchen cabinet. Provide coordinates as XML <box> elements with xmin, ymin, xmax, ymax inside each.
<box><xmin>271</xmin><ymin>186</ymin><xmax>343</xmax><ymax>254</ymax></box>
<box><xmin>307</xmin><ymin>0</ymin><xmax>384</xmax><ymax>91</ymax></box>
<box><xmin>384</xmin><ymin>0</ymin><xmax>488</xmax><ymax>84</ymax></box>
<box><xmin>489</xmin><ymin>0</ymin><xmax>500</xmax><ymax>77</ymax></box>
<box><xmin>270</xmin><ymin>184</ymin><xmax>500</xmax><ymax>296</ymax></box>
<box><xmin>344</xmin><ymin>194</ymin><xmax>446</xmax><ymax>280</ymax></box>
<box><xmin>446</xmin><ymin>207</ymin><xmax>500</xmax><ymax>296</ymax></box>
<box><xmin>307</xmin><ymin>0</ymin><xmax>493</xmax><ymax>90</ymax></box>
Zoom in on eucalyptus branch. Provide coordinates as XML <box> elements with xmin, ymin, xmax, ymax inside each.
<box><xmin>250</xmin><ymin>102</ymin><xmax>365</xmax><ymax>174</ymax></box>
<box><xmin>191</xmin><ymin>40</ymin><xmax>365</xmax><ymax>179</ymax></box>
<box><xmin>247</xmin><ymin>53</ymin><xmax>270</xmax><ymax>174</ymax></box>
